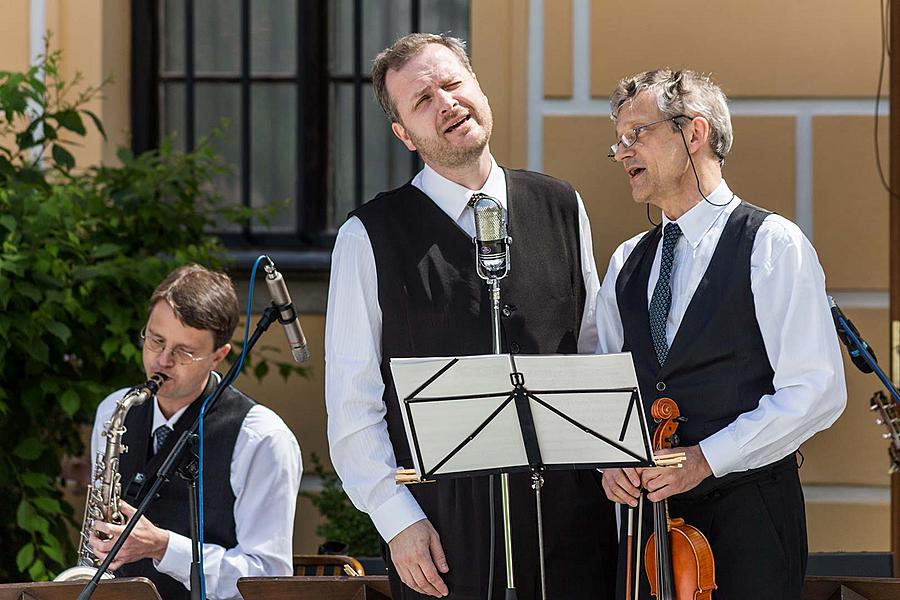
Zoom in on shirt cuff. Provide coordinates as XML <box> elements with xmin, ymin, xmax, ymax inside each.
<box><xmin>155</xmin><ymin>530</ymin><xmax>192</xmax><ymax>586</ymax></box>
<box><xmin>370</xmin><ymin>489</ymin><xmax>427</xmax><ymax>543</ymax></box>
<box><xmin>698</xmin><ymin>428</ymin><xmax>743</xmax><ymax>478</ymax></box>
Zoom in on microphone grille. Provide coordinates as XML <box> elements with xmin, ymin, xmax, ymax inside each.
<box><xmin>472</xmin><ymin>194</ymin><xmax>506</xmax><ymax>241</ymax></box>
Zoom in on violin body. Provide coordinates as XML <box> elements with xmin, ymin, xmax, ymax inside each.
<box><xmin>644</xmin><ymin>518</ymin><xmax>716</xmax><ymax>600</ymax></box>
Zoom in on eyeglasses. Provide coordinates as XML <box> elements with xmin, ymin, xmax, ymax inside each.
<box><xmin>608</xmin><ymin>115</ymin><xmax>688</xmax><ymax>159</ymax></box>
<box><xmin>140</xmin><ymin>329</ymin><xmax>212</xmax><ymax>366</ymax></box>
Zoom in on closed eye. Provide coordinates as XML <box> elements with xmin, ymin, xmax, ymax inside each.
<box><xmin>415</xmin><ymin>94</ymin><xmax>430</xmax><ymax>109</ymax></box>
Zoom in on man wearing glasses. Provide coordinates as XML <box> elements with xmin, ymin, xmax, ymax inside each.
<box><xmin>87</xmin><ymin>264</ymin><xmax>301</xmax><ymax>600</ymax></box>
<box><xmin>596</xmin><ymin>70</ymin><xmax>846</xmax><ymax>599</ymax></box>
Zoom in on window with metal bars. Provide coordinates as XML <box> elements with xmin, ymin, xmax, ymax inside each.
<box><xmin>131</xmin><ymin>0</ymin><xmax>469</xmax><ymax>267</ymax></box>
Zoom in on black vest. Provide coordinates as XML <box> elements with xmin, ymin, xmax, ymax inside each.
<box><xmin>352</xmin><ymin>169</ymin><xmax>586</xmax><ymax>466</ymax></box>
<box><xmin>616</xmin><ymin>202</ymin><xmax>791</xmax><ymax>497</ymax></box>
<box><xmin>117</xmin><ymin>376</ymin><xmax>254</xmax><ymax>600</ymax></box>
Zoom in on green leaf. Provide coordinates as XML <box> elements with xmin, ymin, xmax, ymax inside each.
<box><xmin>51</xmin><ymin>144</ymin><xmax>75</xmax><ymax>170</ymax></box>
<box><xmin>23</xmin><ymin>339</ymin><xmax>49</xmax><ymax>364</ymax></box>
<box><xmin>83</xmin><ymin>109</ymin><xmax>106</xmax><ymax>139</ymax></box>
<box><xmin>16</xmin><ymin>500</ymin><xmax>36</xmax><ymax>531</ymax></box>
<box><xmin>15</xmin><ymin>543</ymin><xmax>34</xmax><ymax>572</ymax></box>
<box><xmin>253</xmin><ymin>360</ymin><xmax>269</xmax><ymax>381</ymax></box>
<box><xmin>59</xmin><ymin>389</ymin><xmax>79</xmax><ymax>416</ymax></box>
<box><xmin>33</xmin><ymin>497</ymin><xmax>62</xmax><ymax>514</ymax></box>
<box><xmin>91</xmin><ymin>243</ymin><xmax>122</xmax><ymax>258</ymax></box>
<box><xmin>27</xmin><ymin>558</ymin><xmax>45</xmax><ymax>580</ymax></box>
<box><xmin>41</xmin><ymin>544</ymin><xmax>64</xmax><ymax>566</ymax></box>
<box><xmin>20</xmin><ymin>471</ymin><xmax>51</xmax><ymax>489</ymax></box>
<box><xmin>54</xmin><ymin>109</ymin><xmax>86</xmax><ymax>135</ymax></box>
<box><xmin>14</xmin><ymin>437</ymin><xmax>44</xmax><ymax>460</ymax></box>
<box><xmin>0</xmin><ymin>213</ymin><xmax>15</xmax><ymax>232</ymax></box>
<box><xmin>101</xmin><ymin>337</ymin><xmax>118</xmax><ymax>359</ymax></box>
<box><xmin>45</xmin><ymin>320</ymin><xmax>71</xmax><ymax>342</ymax></box>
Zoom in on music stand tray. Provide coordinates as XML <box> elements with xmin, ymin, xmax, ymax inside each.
<box><xmin>390</xmin><ymin>352</ymin><xmax>653</xmax><ymax>479</ymax></box>
<box><xmin>238</xmin><ymin>576</ymin><xmax>391</xmax><ymax>600</ymax></box>
<box><xmin>0</xmin><ymin>577</ymin><xmax>161</xmax><ymax>600</ymax></box>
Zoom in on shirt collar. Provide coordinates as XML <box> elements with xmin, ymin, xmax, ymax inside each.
<box><xmin>151</xmin><ymin>371</ymin><xmax>220</xmax><ymax>432</ymax></box>
<box><xmin>662</xmin><ymin>179</ymin><xmax>737</xmax><ymax>248</ymax></box>
<box><xmin>418</xmin><ymin>156</ymin><xmax>507</xmax><ymax>222</ymax></box>
<box><xmin>152</xmin><ymin>397</ymin><xmax>189</xmax><ymax>432</ymax></box>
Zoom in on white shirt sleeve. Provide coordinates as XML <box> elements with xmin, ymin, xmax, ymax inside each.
<box><xmin>575</xmin><ymin>191</ymin><xmax>601</xmax><ymax>354</ymax></box>
<box><xmin>324</xmin><ymin>216</ymin><xmax>426</xmax><ymax>543</ymax></box>
<box><xmin>699</xmin><ymin>216</ymin><xmax>847</xmax><ymax>476</ymax></box>
<box><xmin>594</xmin><ymin>235</ymin><xmax>645</xmax><ymax>355</ymax></box>
<box><xmin>155</xmin><ymin>405</ymin><xmax>302</xmax><ymax>600</ymax></box>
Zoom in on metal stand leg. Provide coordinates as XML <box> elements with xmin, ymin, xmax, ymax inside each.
<box><xmin>501</xmin><ymin>472</ymin><xmax>516</xmax><ymax>599</ymax></box>
<box><xmin>532</xmin><ymin>471</ymin><xmax>546</xmax><ymax>600</ymax></box>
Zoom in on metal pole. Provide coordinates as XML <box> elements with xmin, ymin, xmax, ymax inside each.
<box><xmin>532</xmin><ymin>471</ymin><xmax>546</xmax><ymax>600</ymax></box>
<box><xmin>489</xmin><ymin>278</ymin><xmax>516</xmax><ymax>596</ymax></box>
<box><xmin>890</xmin><ymin>0</ymin><xmax>900</xmax><ymax>577</ymax></box>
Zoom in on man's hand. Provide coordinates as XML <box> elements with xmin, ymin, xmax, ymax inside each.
<box><xmin>388</xmin><ymin>519</ymin><xmax>449</xmax><ymax>597</ymax></box>
<box><xmin>89</xmin><ymin>501</ymin><xmax>169</xmax><ymax>571</ymax></box>
<box><xmin>601</xmin><ymin>467</ymin><xmax>643</xmax><ymax>506</ymax></box>
<box><xmin>641</xmin><ymin>445</ymin><xmax>712</xmax><ymax>502</ymax></box>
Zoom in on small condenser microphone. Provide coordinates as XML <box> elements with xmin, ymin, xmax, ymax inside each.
<box><xmin>471</xmin><ymin>193</ymin><xmax>511</xmax><ymax>280</ymax></box>
<box><xmin>828</xmin><ymin>295</ymin><xmax>876</xmax><ymax>374</ymax></box>
<box><xmin>264</xmin><ymin>258</ymin><xmax>310</xmax><ymax>363</ymax></box>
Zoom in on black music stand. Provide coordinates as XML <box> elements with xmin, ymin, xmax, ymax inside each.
<box><xmin>389</xmin><ymin>352</ymin><xmax>653</xmax><ymax>597</ymax></box>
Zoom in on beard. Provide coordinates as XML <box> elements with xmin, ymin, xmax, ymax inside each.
<box><xmin>406</xmin><ymin>108</ymin><xmax>494</xmax><ymax>169</ymax></box>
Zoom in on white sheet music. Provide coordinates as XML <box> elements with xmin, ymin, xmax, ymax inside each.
<box><xmin>390</xmin><ymin>353</ymin><xmax>652</xmax><ymax>478</ymax></box>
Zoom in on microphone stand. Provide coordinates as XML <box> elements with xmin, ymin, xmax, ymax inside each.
<box><xmin>834</xmin><ymin>310</ymin><xmax>900</xmax><ymax>405</ymax></box>
<box><xmin>486</xmin><ymin>275</ymin><xmax>518</xmax><ymax>600</ymax></box>
<box><xmin>77</xmin><ymin>305</ymin><xmax>282</xmax><ymax>600</ymax></box>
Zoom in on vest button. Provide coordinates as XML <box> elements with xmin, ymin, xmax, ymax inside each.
<box><xmin>656</xmin><ymin>381</ymin><xmax>666</xmax><ymax>392</ymax></box>
<box><xmin>510</xmin><ymin>342</ymin><xmax>521</xmax><ymax>353</ymax></box>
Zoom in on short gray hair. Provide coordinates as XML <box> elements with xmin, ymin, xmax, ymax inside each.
<box><xmin>610</xmin><ymin>69</ymin><xmax>733</xmax><ymax>164</ymax></box>
<box><xmin>372</xmin><ymin>33</ymin><xmax>473</xmax><ymax>124</ymax></box>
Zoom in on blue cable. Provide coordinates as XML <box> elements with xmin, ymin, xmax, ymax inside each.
<box><xmin>195</xmin><ymin>254</ymin><xmax>267</xmax><ymax>599</ymax></box>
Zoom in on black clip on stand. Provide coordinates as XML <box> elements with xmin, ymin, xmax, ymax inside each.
<box><xmin>77</xmin><ymin>304</ymin><xmax>283</xmax><ymax>600</ymax></box>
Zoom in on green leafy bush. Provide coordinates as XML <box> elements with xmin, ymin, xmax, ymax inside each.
<box><xmin>0</xmin><ymin>45</ymin><xmax>293</xmax><ymax>581</ymax></box>
<box><xmin>300</xmin><ymin>454</ymin><xmax>381</xmax><ymax>558</ymax></box>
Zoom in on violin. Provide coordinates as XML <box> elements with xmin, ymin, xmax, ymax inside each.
<box><xmin>643</xmin><ymin>397</ymin><xmax>716</xmax><ymax>600</ymax></box>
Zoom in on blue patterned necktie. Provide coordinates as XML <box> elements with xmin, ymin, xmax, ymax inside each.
<box><xmin>153</xmin><ymin>424</ymin><xmax>173</xmax><ymax>454</ymax></box>
<box><xmin>649</xmin><ymin>223</ymin><xmax>683</xmax><ymax>366</ymax></box>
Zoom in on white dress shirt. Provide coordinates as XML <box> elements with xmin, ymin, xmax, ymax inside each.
<box><xmin>325</xmin><ymin>158</ymin><xmax>600</xmax><ymax>542</ymax></box>
<box><xmin>595</xmin><ymin>179</ymin><xmax>847</xmax><ymax>477</ymax></box>
<box><xmin>91</xmin><ymin>382</ymin><xmax>302</xmax><ymax>600</ymax></box>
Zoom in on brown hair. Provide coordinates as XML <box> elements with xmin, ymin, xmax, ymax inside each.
<box><xmin>372</xmin><ymin>32</ymin><xmax>472</xmax><ymax>123</ymax></box>
<box><xmin>149</xmin><ymin>264</ymin><xmax>239</xmax><ymax>349</ymax></box>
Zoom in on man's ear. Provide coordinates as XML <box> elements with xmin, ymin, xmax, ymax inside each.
<box><xmin>209</xmin><ymin>343</ymin><xmax>231</xmax><ymax>372</ymax></box>
<box><xmin>687</xmin><ymin>116</ymin><xmax>711</xmax><ymax>155</ymax></box>
<box><xmin>392</xmin><ymin>122</ymin><xmax>417</xmax><ymax>152</ymax></box>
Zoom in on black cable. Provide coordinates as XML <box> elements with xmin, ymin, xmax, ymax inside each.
<box><xmin>676</xmin><ymin>122</ymin><xmax>733</xmax><ymax>208</ymax></box>
<box><xmin>643</xmin><ymin>118</ymin><xmax>732</xmax><ymax>228</ymax></box>
<box><xmin>646</xmin><ymin>203</ymin><xmax>659</xmax><ymax>227</ymax></box>
<box><xmin>875</xmin><ymin>0</ymin><xmax>900</xmax><ymax>201</ymax></box>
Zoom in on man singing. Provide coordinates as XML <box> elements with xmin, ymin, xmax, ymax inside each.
<box><xmin>326</xmin><ymin>33</ymin><xmax>617</xmax><ymax>600</ymax></box>
<box><xmin>597</xmin><ymin>69</ymin><xmax>846</xmax><ymax>599</ymax></box>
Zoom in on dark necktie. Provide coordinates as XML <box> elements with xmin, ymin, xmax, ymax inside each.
<box><xmin>649</xmin><ymin>223</ymin><xmax>683</xmax><ymax>366</ymax></box>
<box><xmin>153</xmin><ymin>424</ymin><xmax>173</xmax><ymax>455</ymax></box>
